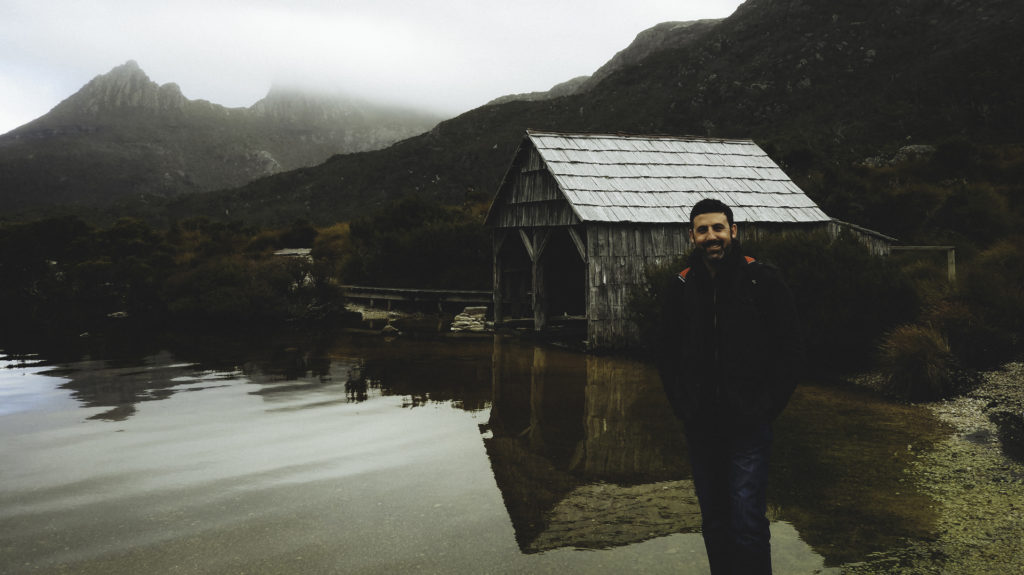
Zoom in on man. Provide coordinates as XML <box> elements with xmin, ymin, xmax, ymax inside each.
<box><xmin>657</xmin><ymin>199</ymin><xmax>803</xmax><ymax>575</ymax></box>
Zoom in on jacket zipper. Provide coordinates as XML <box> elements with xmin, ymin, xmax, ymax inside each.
<box><xmin>713</xmin><ymin>282</ymin><xmax>721</xmax><ymax>402</ymax></box>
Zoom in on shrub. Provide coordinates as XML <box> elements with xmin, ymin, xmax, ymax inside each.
<box><xmin>163</xmin><ymin>255</ymin><xmax>306</xmax><ymax>322</ymax></box>
<box><xmin>961</xmin><ymin>237</ymin><xmax>1024</xmax><ymax>332</ymax></box>
<box><xmin>746</xmin><ymin>231</ymin><xmax>919</xmax><ymax>371</ymax></box>
<box><xmin>949</xmin><ymin>236</ymin><xmax>1024</xmax><ymax>364</ymax></box>
<box><xmin>630</xmin><ymin>255</ymin><xmax>689</xmax><ymax>358</ymax></box>
<box><xmin>341</xmin><ymin>195</ymin><xmax>490</xmax><ymax>289</ymax></box>
<box><xmin>877</xmin><ymin>324</ymin><xmax>961</xmax><ymax>401</ymax></box>
<box><xmin>309</xmin><ymin>222</ymin><xmax>353</xmax><ymax>289</ymax></box>
<box><xmin>921</xmin><ymin>298</ymin><xmax>1015</xmax><ymax>369</ymax></box>
<box><xmin>933</xmin><ymin>183</ymin><xmax>1014</xmax><ymax>248</ymax></box>
<box><xmin>279</xmin><ymin>219</ymin><xmax>318</xmax><ymax>248</ymax></box>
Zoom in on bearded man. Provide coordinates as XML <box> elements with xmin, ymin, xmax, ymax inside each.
<box><xmin>658</xmin><ymin>198</ymin><xmax>804</xmax><ymax>575</ymax></box>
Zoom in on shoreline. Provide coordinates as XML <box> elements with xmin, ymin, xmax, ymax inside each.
<box><xmin>841</xmin><ymin>362</ymin><xmax>1024</xmax><ymax>573</ymax></box>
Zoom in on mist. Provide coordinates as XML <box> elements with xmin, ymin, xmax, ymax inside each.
<box><xmin>0</xmin><ymin>0</ymin><xmax>744</xmax><ymax>134</ymax></box>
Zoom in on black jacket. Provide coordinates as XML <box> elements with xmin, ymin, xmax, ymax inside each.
<box><xmin>657</xmin><ymin>248</ymin><xmax>804</xmax><ymax>429</ymax></box>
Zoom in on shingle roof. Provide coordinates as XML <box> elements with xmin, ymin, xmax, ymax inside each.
<box><xmin>524</xmin><ymin>130</ymin><xmax>830</xmax><ymax>224</ymax></box>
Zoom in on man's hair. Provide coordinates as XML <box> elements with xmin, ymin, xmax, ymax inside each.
<box><xmin>689</xmin><ymin>198</ymin><xmax>734</xmax><ymax>226</ymax></box>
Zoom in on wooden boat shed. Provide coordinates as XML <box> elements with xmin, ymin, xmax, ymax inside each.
<box><xmin>485</xmin><ymin>130</ymin><xmax>892</xmax><ymax>349</ymax></box>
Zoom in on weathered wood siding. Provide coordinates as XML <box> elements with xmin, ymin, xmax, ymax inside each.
<box><xmin>491</xmin><ymin>149</ymin><xmax>581</xmax><ymax>229</ymax></box>
<box><xmin>824</xmin><ymin>220</ymin><xmax>894</xmax><ymax>256</ymax></box>
<box><xmin>586</xmin><ymin>223</ymin><xmax>689</xmax><ymax>349</ymax></box>
<box><xmin>738</xmin><ymin>221</ymin><xmax>893</xmax><ymax>256</ymax></box>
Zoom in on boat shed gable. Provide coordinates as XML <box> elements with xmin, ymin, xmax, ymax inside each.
<box><xmin>486</xmin><ymin>130</ymin><xmax>830</xmax><ymax>227</ymax></box>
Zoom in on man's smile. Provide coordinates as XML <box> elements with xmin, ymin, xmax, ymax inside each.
<box><xmin>703</xmin><ymin>241</ymin><xmax>725</xmax><ymax>255</ymax></box>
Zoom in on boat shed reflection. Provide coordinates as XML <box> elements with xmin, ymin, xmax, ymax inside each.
<box><xmin>486</xmin><ymin>337</ymin><xmax>700</xmax><ymax>553</ymax></box>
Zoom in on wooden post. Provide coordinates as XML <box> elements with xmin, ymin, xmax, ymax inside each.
<box><xmin>533</xmin><ymin>229</ymin><xmax>551</xmax><ymax>331</ymax></box>
<box><xmin>519</xmin><ymin>229</ymin><xmax>535</xmax><ymax>261</ymax></box>
<box><xmin>568</xmin><ymin>227</ymin><xmax>587</xmax><ymax>262</ymax></box>
<box><xmin>493</xmin><ymin>230</ymin><xmax>507</xmax><ymax>323</ymax></box>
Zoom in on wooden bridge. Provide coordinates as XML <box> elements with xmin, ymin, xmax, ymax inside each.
<box><xmin>339</xmin><ymin>285</ymin><xmax>492</xmax><ymax>312</ymax></box>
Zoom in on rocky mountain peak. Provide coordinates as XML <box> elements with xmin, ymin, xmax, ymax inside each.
<box><xmin>52</xmin><ymin>60</ymin><xmax>188</xmax><ymax>118</ymax></box>
<box><xmin>0</xmin><ymin>61</ymin><xmax>444</xmax><ymax>212</ymax></box>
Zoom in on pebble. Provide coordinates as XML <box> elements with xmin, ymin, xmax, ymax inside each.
<box><xmin>841</xmin><ymin>362</ymin><xmax>1024</xmax><ymax>573</ymax></box>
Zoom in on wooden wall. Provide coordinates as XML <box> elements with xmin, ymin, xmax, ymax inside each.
<box><xmin>490</xmin><ymin>148</ymin><xmax>580</xmax><ymax>229</ymax></box>
<box><xmin>738</xmin><ymin>221</ymin><xmax>893</xmax><ymax>256</ymax></box>
<box><xmin>585</xmin><ymin>223</ymin><xmax>689</xmax><ymax>349</ymax></box>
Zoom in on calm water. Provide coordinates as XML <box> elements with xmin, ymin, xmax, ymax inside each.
<box><xmin>0</xmin><ymin>328</ymin><xmax>945</xmax><ymax>574</ymax></box>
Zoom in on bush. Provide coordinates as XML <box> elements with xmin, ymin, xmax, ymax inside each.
<box><xmin>163</xmin><ymin>255</ymin><xmax>312</xmax><ymax>322</ymax></box>
<box><xmin>631</xmin><ymin>254</ymin><xmax>689</xmax><ymax>358</ymax></box>
<box><xmin>961</xmin><ymin>237</ymin><xmax>1024</xmax><ymax>332</ymax></box>
<box><xmin>921</xmin><ymin>299</ymin><xmax>1015</xmax><ymax>369</ymax></box>
<box><xmin>877</xmin><ymin>324</ymin><xmax>962</xmax><ymax>401</ymax></box>
<box><xmin>746</xmin><ymin>231</ymin><xmax>919</xmax><ymax>371</ymax></box>
<box><xmin>946</xmin><ymin>236</ymin><xmax>1024</xmax><ymax>364</ymax></box>
<box><xmin>341</xmin><ymin>195</ymin><xmax>490</xmax><ymax>289</ymax></box>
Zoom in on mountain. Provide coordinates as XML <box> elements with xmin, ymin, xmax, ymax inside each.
<box><xmin>160</xmin><ymin>0</ymin><xmax>1022</xmax><ymax>228</ymax></box>
<box><xmin>486</xmin><ymin>19</ymin><xmax>721</xmax><ymax>105</ymax></box>
<box><xmin>0</xmin><ymin>61</ymin><xmax>443</xmax><ymax>213</ymax></box>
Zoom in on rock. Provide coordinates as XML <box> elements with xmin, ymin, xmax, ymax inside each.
<box><xmin>861</xmin><ymin>144</ymin><xmax>937</xmax><ymax>168</ymax></box>
<box><xmin>450</xmin><ymin>306</ymin><xmax>491</xmax><ymax>333</ymax></box>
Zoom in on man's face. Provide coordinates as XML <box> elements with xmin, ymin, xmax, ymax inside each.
<box><xmin>689</xmin><ymin>212</ymin><xmax>737</xmax><ymax>263</ymax></box>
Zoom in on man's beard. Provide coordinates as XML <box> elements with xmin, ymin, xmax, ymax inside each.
<box><xmin>699</xmin><ymin>239</ymin><xmax>732</xmax><ymax>261</ymax></box>
<box><xmin>692</xmin><ymin>235</ymin><xmax>741</xmax><ymax>266</ymax></box>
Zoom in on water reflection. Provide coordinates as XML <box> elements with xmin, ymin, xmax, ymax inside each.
<box><xmin>488</xmin><ymin>340</ymin><xmax>699</xmax><ymax>552</ymax></box>
<box><xmin>0</xmin><ymin>331</ymin><xmax>947</xmax><ymax>571</ymax></box>
<box><xmin>486</xmin><ymin>337</ymin><xmax>945</xmax><ymax>566</ymax></box>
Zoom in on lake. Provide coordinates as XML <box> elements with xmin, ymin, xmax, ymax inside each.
<box><xmin>0</xmin><ymin>326</ymin><xmax>946</xmax><ymax>574</ymax></box>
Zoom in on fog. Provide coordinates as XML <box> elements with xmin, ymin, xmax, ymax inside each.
<box><xmin>0</xmin><ymin>0</ymin><xmax>743</xmax><ymax>134</ymax></box>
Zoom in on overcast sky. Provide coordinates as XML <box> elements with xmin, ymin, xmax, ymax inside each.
<box><xmin>0</xmin><ymin>0</ymin><xmax>744</xmax><ymax>135</ymax></box>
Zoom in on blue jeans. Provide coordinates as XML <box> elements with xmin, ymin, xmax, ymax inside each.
<box><xmin>687</xmin><ymin>422</ymin><xmax>773</xmax><ymax>575</ymax></box>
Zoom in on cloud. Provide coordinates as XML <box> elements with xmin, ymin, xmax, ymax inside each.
<box><xmin>0</xmin><ymin>0</ymin><xmax>743</xmax><ymax>134</ymax></box>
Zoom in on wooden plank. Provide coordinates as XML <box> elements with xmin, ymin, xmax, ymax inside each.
<box><xmin>568</xmin><ymin>227</ymin><xmax>587</xmax><ymax>262</ymax></box>
<box><xmin>534</xmin><ymin>228</ymin><xmax>552</xmax><ymax>261</ymax></box>
<box><xmin>519</xmin><ymin>229</ymin><xmax>535</xmax><ymax>262</ymax></box>
<box><xmin>495</xmin><ymin>201</ymin><xmax>579</xmax><ymax>228</ymax></box>
<box><xmin>340</xmin><ymin>286</ymin><xmax>492</xmax><ymax>305</ymax></box>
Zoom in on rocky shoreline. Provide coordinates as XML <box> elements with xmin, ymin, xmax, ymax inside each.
<box><xmin>841</xmin><ymin>362</ymin><xmax>1024</xmax><ymax>574</ymax></box>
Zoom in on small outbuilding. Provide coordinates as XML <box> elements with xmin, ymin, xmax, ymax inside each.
<box><xmin>485</xmin><ymin>130</ymin><xmax>892</xmax><ymax>349</ymax></box>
